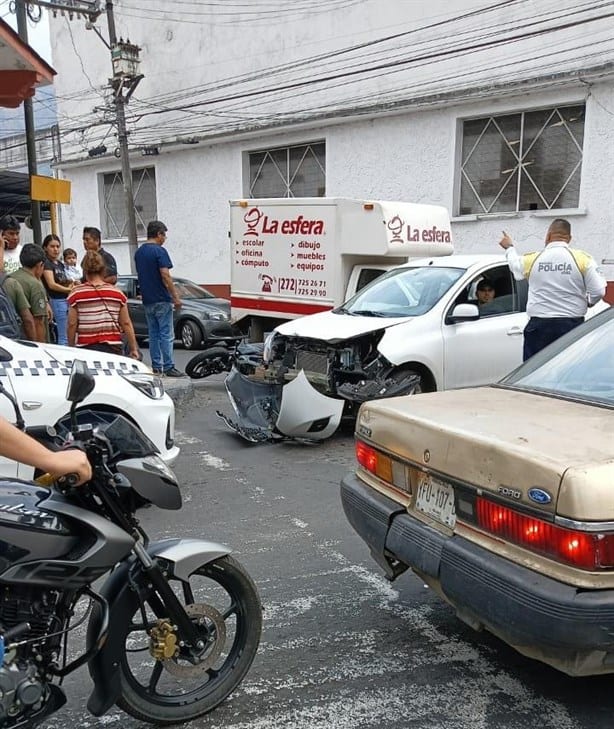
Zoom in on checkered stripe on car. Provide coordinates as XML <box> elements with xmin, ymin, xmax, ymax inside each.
<box><xmin>0</xmin><ymin>359</ymin><xmax>141</xmax><ymax>377</ymax></box>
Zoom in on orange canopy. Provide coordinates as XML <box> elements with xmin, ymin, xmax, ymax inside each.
<box><xmin>0</xmin><ymin>18</ymin><xmax>55</xmax><ymax>108</ymax></box>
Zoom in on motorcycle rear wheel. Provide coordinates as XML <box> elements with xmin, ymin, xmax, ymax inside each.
<box><xmin>117</xmin><ymin>555</ymin><xmax>262</xmax><ymax>725</ymax></box>
<box><xmin>185</xmin><ymin>346</ymin><xmax>232</xmax><ymax>379</ymax></box>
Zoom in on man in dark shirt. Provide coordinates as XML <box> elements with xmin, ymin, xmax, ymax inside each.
<box><xmin>134</xmin><ymin>220</ymin><xmax>183</xmax><ymax>377</ymax></box>
<box><xmin>82</xmin><ymin>226</ymin><xmax>117</xmax><ymax>284</ymax></box>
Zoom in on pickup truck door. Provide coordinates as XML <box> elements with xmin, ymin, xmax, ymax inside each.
<box><xmin>442</xmin><ymin>269</ymin><xmax>527</xmax><ymax>389</ymax></box>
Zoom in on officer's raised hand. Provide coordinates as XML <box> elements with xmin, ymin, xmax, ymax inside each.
<box><xmin>499</xmin><ymin>230</ymin><xmax>513</xmax><ymax>250</ymax></box>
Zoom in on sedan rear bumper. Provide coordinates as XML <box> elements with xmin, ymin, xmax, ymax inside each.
<box><xmin>341</xmin><ymin>473</ymin><xmax>614</xmax><ymax>675</ymax></box>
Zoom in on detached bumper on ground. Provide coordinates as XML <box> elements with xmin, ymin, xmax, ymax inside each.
<box><xmin>341</xmin><ymin>473</ymin><xmax>614</xmax><ymax>676</ymax></box>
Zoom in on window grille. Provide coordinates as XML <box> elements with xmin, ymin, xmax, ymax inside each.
<box><xmin>459</xmin><ymin>105</ymin><xmax>584</xmax><ymax>215</ymax></box>
<box><xmin>102</xmin><ymin>166</ymin><xmax>157</xmax><ymax>238</ymax></box>
<box><xmin>248</xmin><ymin>142</ymin><xmax>325</xmax><ymax>198</ymax></box>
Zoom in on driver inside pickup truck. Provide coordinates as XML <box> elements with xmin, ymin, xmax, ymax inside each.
<box><xmin>476</xmin><ymin>278</ymin><xmax>496</xmax><ymax>305</ymax></box>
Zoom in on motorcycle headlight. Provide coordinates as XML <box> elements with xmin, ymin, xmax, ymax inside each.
<box><xmin>120</xmin><ymin>372</ymin><xmax>164</xmax><ymax>400</ymax></box>
<box><xmin>263</xmin><ymin>331</ymin><xmax>278</xmax><ymax>363</ymax></box>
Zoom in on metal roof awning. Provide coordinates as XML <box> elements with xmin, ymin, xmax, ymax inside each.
<box><xmin>0</xmin><ymin>18</ymin><xmax>55</xmax><ymax>108</ymax></box>
<box><xmin>0</xmin><ymin>169</ymin><xmax>50</xmax><ymax>220</ymax></box>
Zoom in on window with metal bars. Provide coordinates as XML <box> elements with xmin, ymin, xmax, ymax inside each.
<box><xmin>248</xmin><ymin>142</ymin><xmax>326</xmax><ymax>198</ymax></box>
<box><xmin>101</xmin><ymin>166</ymin><xmax>157</xmax><ymax>238</ymax></box>
<box><xmin>458</xmin><ymin>105</ymin><xmax>585</xmax><ymax>216</ymax></box>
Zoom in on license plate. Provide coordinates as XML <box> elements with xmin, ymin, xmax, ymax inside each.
<box><xmin>415</xmin><ymin>474</ymin><xmax>456</xmax><ymax>528</ymax></box>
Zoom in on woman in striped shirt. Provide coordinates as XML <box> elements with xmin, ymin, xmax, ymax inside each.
<box><xmin>67</xmin><ymin>250</ymin><xmax>140</xmax><ymax>358</ymax></box>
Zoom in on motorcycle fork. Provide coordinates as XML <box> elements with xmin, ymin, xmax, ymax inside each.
<box><xmin>132</xmin><ymin>542</ymin><xmax>203</xmax><ymax>650</ymax></box>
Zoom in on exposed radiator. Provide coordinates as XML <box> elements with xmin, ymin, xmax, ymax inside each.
<box><xmin>296</xmin><ymin>350</ymin><xmax>329</xmax><ymax>375</ymax></box>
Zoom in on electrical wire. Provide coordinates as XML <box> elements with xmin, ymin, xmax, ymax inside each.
<box><xmin>52</xmin><ymin>0</ymin><xmax>608</xmax><ymax>136</ymax></box>
<box><xmin>5</xmin><ymin>0</ymin><xmax>613</xmax><ymax>160</ymax></box>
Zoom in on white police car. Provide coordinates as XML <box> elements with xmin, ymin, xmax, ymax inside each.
<box><xmin>0</xmin><ymin>336</ymin><xmax>179</xmax><ymax>479</ymax></box>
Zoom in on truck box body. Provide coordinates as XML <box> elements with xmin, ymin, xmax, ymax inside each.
<box><xmin>230</xmin><ymin>198</ymin><xmax>453</xmax><ymax>335</ymax></box>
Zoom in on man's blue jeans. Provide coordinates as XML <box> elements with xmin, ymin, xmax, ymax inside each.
<box><xmin>144</xmin><ymin>301</ymin><xmax>174</xmax><ymax>372</ymax></box>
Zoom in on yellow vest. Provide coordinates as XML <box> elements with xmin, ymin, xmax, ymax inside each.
<box><xmin>523</xmin><ymin>248</ymin><xmax>592</xmax><ymax>279</ymax></box>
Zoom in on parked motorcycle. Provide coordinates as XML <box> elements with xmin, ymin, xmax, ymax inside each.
<box><xmin>186</xmin><ymin>325</ymin><xmax>263</xmax><ymax>380</ymax></box>
<box><xmin>0</xmin><ymin>361</ymin><xmax>262</xmax><ymax>728</ymax></box>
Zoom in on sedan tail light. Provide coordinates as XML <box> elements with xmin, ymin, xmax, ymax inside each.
<box><xmin>477</xmin><ymin>497</ymin><xmax>614</xmax><ymax>570</ymax></box>
<box><xmin>356</xmin><ymin>440</ymin><xmax>392</xmax><ymax>482</ymax></box>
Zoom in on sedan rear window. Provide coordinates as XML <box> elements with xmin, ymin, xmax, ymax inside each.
<box><xmin>338</xmin><ymin>266</ymin><xmax>465</xmax><ymax>318</ymax></box>
<box><xmin>501</xmin><ymin>309</ymin><xmax>614</xmax><ymax>406</ymax></box>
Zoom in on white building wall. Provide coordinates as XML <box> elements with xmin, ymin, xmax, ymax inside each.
<box><xmin>49</xmin><ymin>0</ymin><xmax>614</xmax><ymax>289</ymax></box>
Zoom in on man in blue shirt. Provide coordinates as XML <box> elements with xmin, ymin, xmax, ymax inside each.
<box><xmin>134</xmin><ymin>221</ymin><xmax>183</xmax><ymax>377</ymax></box>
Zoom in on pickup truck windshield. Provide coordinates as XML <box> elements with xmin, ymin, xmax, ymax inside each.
<box><xmin>340</xmin><ymin>266</ymin><xmax>465</xmax><ymax>317</ymax></box>
<box><xmin>500</xmin><ymin>308</ymin><xmax>614</xmax><ymax>407</ymax></box>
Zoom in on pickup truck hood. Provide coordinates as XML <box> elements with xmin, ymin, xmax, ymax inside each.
<box><xmin>275</xmin><ymin>310</ymin><xmax>411</xmax><ymax>341</ymax></box>
<box><xmin>358</xmin><ymin>386</ymin><xmax>614</xmax><ymax>521</ymax></box>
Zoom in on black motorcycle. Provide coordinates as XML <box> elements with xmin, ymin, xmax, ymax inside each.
<box><xmin>0</xmin><ymin>361</ymin><xmax>262</xmax><ymax>728</ymax></box>
<box><xmin>186</xmin><ymin>326</ymin><xmax>263</xmax><ymax>380</ymax></box>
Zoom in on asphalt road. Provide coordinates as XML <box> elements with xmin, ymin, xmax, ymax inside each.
<box><xmin>44</xmin><ymin>374</ymin><xmax>614</xmax><ymax>729</ymax></box>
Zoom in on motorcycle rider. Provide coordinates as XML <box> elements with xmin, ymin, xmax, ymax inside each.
<box><xmin>0</xmin><ymin>415</ymin><xmax>91</xmax><ymax>484</ymax></box>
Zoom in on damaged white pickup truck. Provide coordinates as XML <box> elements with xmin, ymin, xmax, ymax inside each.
<box><xmin>219</xmin><ymin>253</ymin><xmax>533</xmax><ymax>442</ymax></box>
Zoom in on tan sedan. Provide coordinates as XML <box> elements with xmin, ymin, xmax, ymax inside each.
<box><xmin>341</xmin><ymin>306</ymin><xmax>614</xmax><ymax>676</ymax></box>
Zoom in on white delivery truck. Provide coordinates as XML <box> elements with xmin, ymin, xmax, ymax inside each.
<box><xmin>229</xmin><ymin>198</ymin><xmax>454</xmax><ymax>340</ymax></box>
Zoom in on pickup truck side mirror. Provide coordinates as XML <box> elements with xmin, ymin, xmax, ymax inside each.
<box><xmin>447</xmin><ymin>303</ymin><xmax>480</xmax><ymax>323</ymax></box>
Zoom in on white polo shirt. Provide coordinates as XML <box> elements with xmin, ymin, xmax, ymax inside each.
<box><xmin>506</xmin><ymin>241</ymin><xmax>606</xmax><ymax>318</ymax></box>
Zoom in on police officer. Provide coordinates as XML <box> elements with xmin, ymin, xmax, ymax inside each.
<box><xmin>499</xmin><ymin>218</ymin><xmax>606</xmax><ymax>361</ymax></box>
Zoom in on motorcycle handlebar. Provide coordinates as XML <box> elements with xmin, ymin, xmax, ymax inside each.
<box><xmin>34</xmin><ymin>471</ymin><xmax>81</xmax><ymax>489</ymax></box>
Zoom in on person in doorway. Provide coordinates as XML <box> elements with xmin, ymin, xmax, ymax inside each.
<box><xmin>475</xmin><ymin>278</ymin><xmax>496</xmax><ymax>306</ymax></box>
<box><xmin>499</xmin><ymin>219</ymin><xmax>606</xmax><ymax>360</ymax></box>
<box><xmin>134</xmin><ymin>220</ymin><xmax>183</xmax><ymax>377</ymax></box>
<box><xmin>42</xmin><ymin>234</ymin><xmax>73</xmax><ymax>346</ymax></box>
<box><xmin>82</xmin><ymin>226</ymin><xmax>117</xmax><ymax>284</ymax></box>
<box><xmin>1</xmin><ymin>215</ymin><xmax>23</xmax><ymax>274</ymax></box>
<box><xmin>9</xmin><ymin>244</ymin><xmax>49</xmax><ymax>342</ymax></box>
<box><xmin>67</xmin><ymin>250</ymin><xmax>140</xmax><ymax>358</ymax></box>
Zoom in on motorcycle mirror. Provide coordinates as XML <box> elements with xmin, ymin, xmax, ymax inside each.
<box><xmin>0</xmin><ymin>378</ymin><xmax>25</xmax><ymax>431</ymax></box>
<box><xmin>66</xmin><ymin>360</ymin><xmax>95</xmax><ymax>404</ymax></box>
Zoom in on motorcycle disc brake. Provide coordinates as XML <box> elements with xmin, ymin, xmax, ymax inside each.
<box><xmin>162</xmin><ymin>603</ymin><xmax>227</xmax><ymax>677</ymax></box>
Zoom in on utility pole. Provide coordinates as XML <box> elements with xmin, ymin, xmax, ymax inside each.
<box><xmin>10</xmin><ymin>0</ymin><xmax>142</xmax><ymax>268</ymax></box>
<box><xmin>15</xmin><ymin>0</ymin><xmax>42</xmax><ymax>244</ymax></box>
<box><xmin>105</xmin><ymin>0</ymin><xmax>141</xmax><ymax>264</ymax></box>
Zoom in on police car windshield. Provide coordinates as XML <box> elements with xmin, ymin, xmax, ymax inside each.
<box><xmin>499</xmin><ymin>308</ymin><xmax>614</xmax><ymax>407</ymax></box>
<box><xmin>339</xmin><ymin>266</ymin><xmax>465</xmax><ymax>318</ymax></box>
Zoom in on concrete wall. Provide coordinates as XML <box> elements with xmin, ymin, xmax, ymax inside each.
<box><xmin>48</xmin><ymin>0</ymin><xmax>614</xmax><ymax>292</ymax></box>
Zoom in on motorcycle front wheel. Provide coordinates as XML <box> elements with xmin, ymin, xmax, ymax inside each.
<box><xmin>117</xmin><ymin>555</ymin><xmax>262</xmax><ymax>725</ymax></box>
<box><xmin>185</xmin><ymin>346</ymin><xmax>232</xmax><ymax>379</ymax></box>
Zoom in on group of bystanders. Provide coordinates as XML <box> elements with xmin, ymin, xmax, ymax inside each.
<box><xmin>0</xmin><ymin>215</ymin><xmax>184</xmax><ymax>375</ymax></box>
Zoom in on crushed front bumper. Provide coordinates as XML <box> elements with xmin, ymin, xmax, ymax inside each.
<box><xmin>341</xmin><ymin>472</ymin><xmax>614</xmax><ymax>676</ymax></box>
<box><xmin>217</xmin><ymin>367</ymin><xmax>344</xmax><ymax>443</ymax></box>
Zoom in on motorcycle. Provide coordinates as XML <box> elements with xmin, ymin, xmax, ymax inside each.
<box><xmin>0</xmin><ymin>361</ymin><xmax>262</xmax><ymax>728</ymax></box>
<box><xmin>185</xmin><ymin>325</ymin><xmax>263</xmax><ymax>380</ymax></box>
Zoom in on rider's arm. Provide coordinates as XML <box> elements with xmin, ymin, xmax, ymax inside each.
<box><xmin>0</xmin><ymin>416</ymin><xmax>91</xmax><ymax>484</ymax></box>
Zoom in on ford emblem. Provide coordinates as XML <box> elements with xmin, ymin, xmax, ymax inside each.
<box><xmin>528</xmin><ymin>488</ymin><xmax>552</xmax><ymax>505</ymax></box>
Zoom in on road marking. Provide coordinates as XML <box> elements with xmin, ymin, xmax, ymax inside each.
<box><xmin>199</xmin><ymin>451</ymin><xmax>230</xmax><ymax>470</ymax></box>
